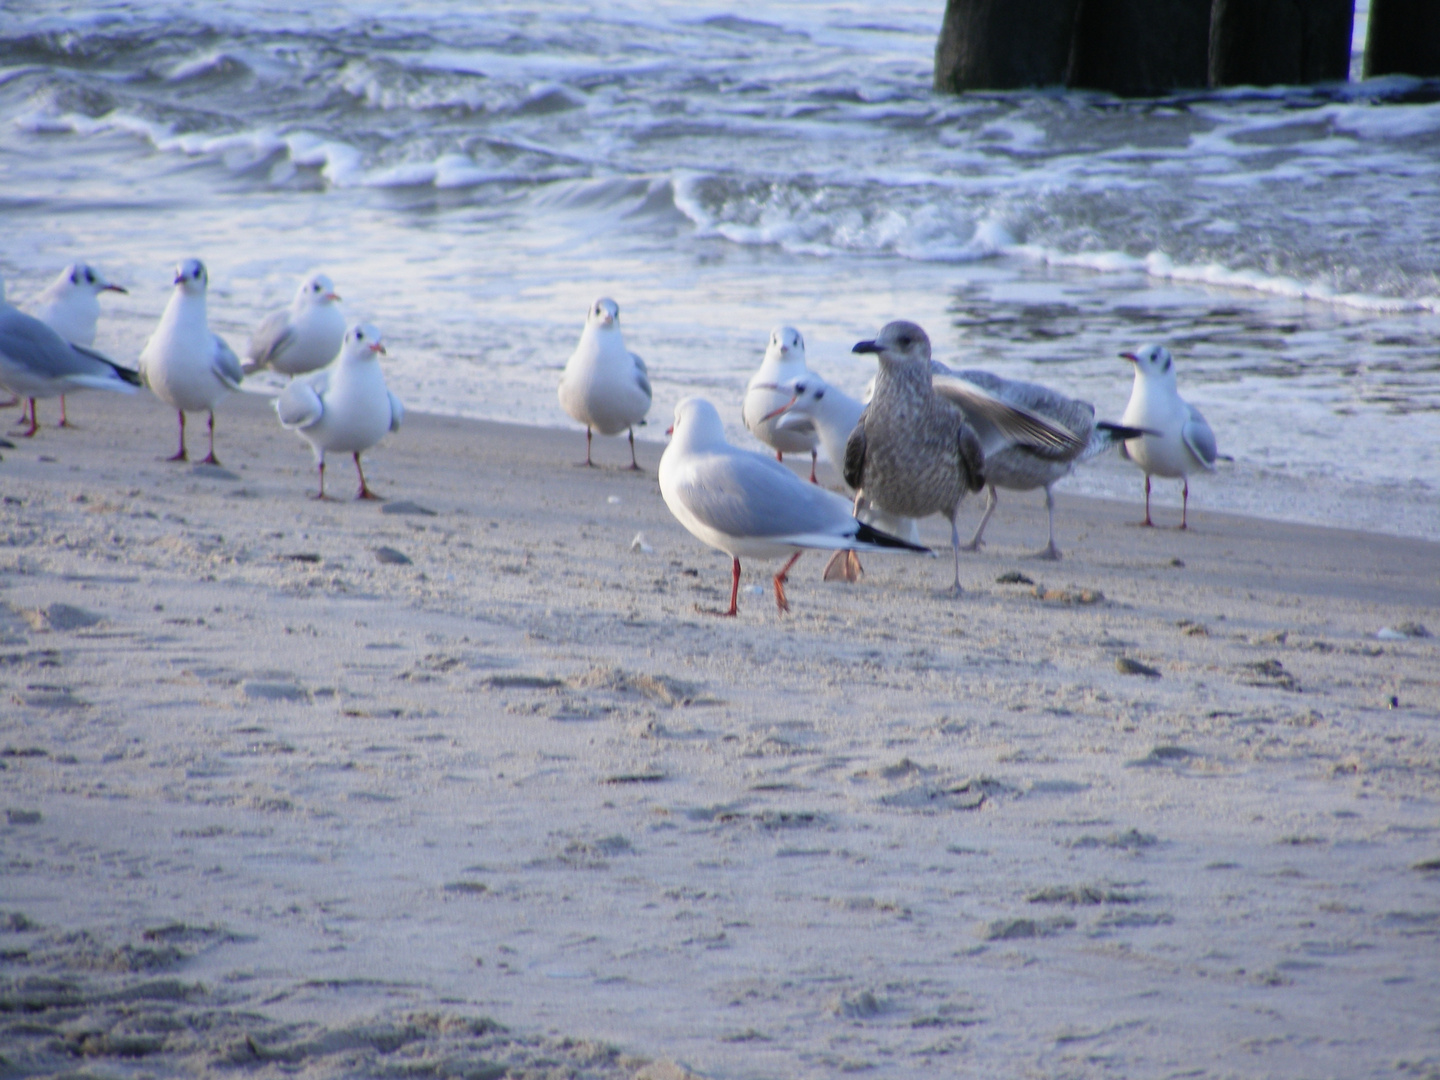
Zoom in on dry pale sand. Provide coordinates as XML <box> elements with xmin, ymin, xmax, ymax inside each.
<box><xmin>2</xmin><ymin>389</ymin><xmax>1439</xmax><ymax>1080</ymax></box>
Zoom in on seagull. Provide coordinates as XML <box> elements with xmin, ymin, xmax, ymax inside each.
<box><xmin>276</xmin><ymin>323</ymin><xmax>403</xmax><ymax>500</ymax></box>
<box><xmin>137</xmin><ymin>259</ymin><xmax>244</xmax><ymax>465</ymax></box>
<box><xmin>0</xmin><ymin>276</ymin><xmax>139</xmax><ymax>438</ymax></box>
<box><xmin>847</xmin><ymin>321</ymin><xmax>1085</xmax><ymax>595</ymax></box>
<box><xmin>28</xmin><ymin>261</ymin><xmax>129</xmax><ymax>428</ymax></box>
<box><xmin>929</xmin><ymin>366</ymin><xmax>1146</xmax><ymax>559</ymax></box>
<box><xmin>742</xmin><ymin>326</ymin><xmax>819</xmax><ymax>482</ymax></box>
<box><xmin>242</xmin><ymin>272</ymin><xmax>346</xmax><ymax>376</ymax></box>
<box><xmin>1119</xmin><ymin>344</ymin><xmax>1218</xmax><ymax>529</ymax></box>
<box><xmin>558</xmin><ymin>297</ymin><xmax>651</xmax><ymax>469</ymax></box>
<box><xmin>761</xmin><ymin>373</ymin><xmax>921</xmax><ymax>582</ymax></box>
<box><xmin>659</xmin><ymin>396</ymin><xmax>930</xmax><ymax>616</ymax></box>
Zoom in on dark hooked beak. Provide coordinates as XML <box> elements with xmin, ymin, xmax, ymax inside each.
<box><xmin>852</xmin><ymin>340</ymin><xmax>880</xmax><ymax>355</ymax></box>
<box><xmin>104</xmin><ymin>284</ymin><xmax>128</xmax><ymax>294</ymax></box>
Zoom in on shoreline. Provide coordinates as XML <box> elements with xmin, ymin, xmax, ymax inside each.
<box><xmin>2</xmin><ymin>388</ymin><xmax>1438</xmax><ymax>1079</ymax></box>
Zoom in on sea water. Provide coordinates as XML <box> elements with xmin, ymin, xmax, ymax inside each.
<box><xmin>1</xmin><ymin>0</ymin><xmax>1436</xmax><ymax>538</ymax></box>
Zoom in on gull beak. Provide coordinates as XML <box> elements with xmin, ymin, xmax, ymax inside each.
<box><xmin>325</xmin><ymin>292</ymin><xmax>342</xmax><ymax>302</ymax></box>
<box><xmin>173</xmin><ymin>275</ymin><xmax>184</xmax><ymax>285</ymax></box>
<box><xmin>760</xmin><ymin>393</ymin><xmax>799</xmax><ymax>422</ymax></box>
<box><xmin>1120</xmin><ymin>352</ymin><xmax>1138</xmax><ymax>363</ymax></box>
<box><xmin>852</xmin><ymin>340</ymin><xmax>880</xmax><ymax>355</ymax></box>
<box><xmin>665</xmin><ymin>424</ymin><xmax>674</xmax><ymax>436</ymax></box>
<box><xmin>103</xmin><ymin>284</ymin><xmax>128</xmax><ymax>294</ymax></box>
<box><xmin>370</xmin><ymin>342</ymin><xmax>386</xmax><ymax>355</ymax></box>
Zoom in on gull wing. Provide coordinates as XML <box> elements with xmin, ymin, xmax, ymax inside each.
<box><xmin>842</xmin><ymin>412</ymin><xmax>867</xmax><ymax>492</ymax></box>
<box><xmin>212</xmin><ymin>334</ymin><xmax>244</xmax><ymax>389</ymax></box>
<box><xmin>930</xmin><ymin>370</ymin><xmax>1086</xmax><ymax>460</ymax></box>
<box><xmin>388</xmin><ymin>391</ymin><xmax>405</xmax><ymax>433</ymax></box>
<box><xmin>276</xmin><ymin>372</ymin><xmax>326</xmax><ymax>429</ymax></box>
<box><xmin>675</xmin><ymin>449</ymin><xmax>857</xmax><ymax>546</ymax></box>
<box><xmin>1182</xmin><ymin>404</ymin><xmax>1218</xmax><ymax>470</ymax></box>
<box><xmin>244</xmin><ymin>310</ymin><xmax>293</xmax><ymax>373</ymax></box>
<box><xmin>631</xmin><ymin>352</ymin><xmax>652</xmax><ymax>402</ymax></box>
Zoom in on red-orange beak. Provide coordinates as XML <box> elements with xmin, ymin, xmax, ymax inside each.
<box><xmin>1120</xmin><ymin>351</ymin><xmax>1137</xmax><ymax>363</ymax></box>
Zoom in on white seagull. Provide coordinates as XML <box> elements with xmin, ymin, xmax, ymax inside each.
<box><xmin>276</xmin><ymin>322</ymin><xmax>403</xmax><ymax>500</ymax></box>
<box><xmin>1119</xmin><ymin>344</ymin><xmax>1218</xmax><ymax>529</ymax></box>
<box><xmin>25</xmin><ymin>262</ymin><xmax>130</xmax><ymax>429</ymax></box>
<box><xmin>762</xmin><ymin>373</ymin><xmax>922</xmax><ymax>582</ymax></box>
<box><xmin>741</xmin><ymin>325</ymin><xmax>819</xmax><ymax>482</ymax></box>
<box><xmin>659</xmin><ymin>396</ymin><xmax>929</xmax><ymax>616</ymax></box>
<box><xmin>137</xmin><ymin>259</ymin><xmax>244</xmax><ymax>465</ymax></box>
<box><xmin>558</xmin><ymin>297</ymin><xmax>651</xmax><ymax>469</ymax></box>
<box><xmin>0</xmin><ymin>276</ymin><xmax>139</xmax><ymax>438</ymax></box>
<box><xmin>243</xmin><ymin>271</ymin><xmax>346</xmax><ymax>376</ymax></box>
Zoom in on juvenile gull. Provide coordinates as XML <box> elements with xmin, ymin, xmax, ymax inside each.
<box><xmin>29</xmin><ymin>261</ymin><xmax>129</xmax><ymax>428</ymax></box>
<box><xmin>558</xmin><ymin>297</ymin><xmax>651</xmax><ymax>469</ymax></box>
<box><xmin>0</xmin><ymin>276</ymin><xmax>139</xmax><ymax>438</ymax></box>
<box><xmin>138</xmin><ymin>259</ymin><xmax>244</xmax><ymax>465</ymax></box>
<box><xmin>276</xmin><ymin>323</ymin><xmax>403</xmax><ymax>500</ymax></box>
<box><xmin>659</xmin><ymin>396</ymin><xmax>929</xmax><ymax>616</ymax></box>
<box><xmin>1119</xmin><ymin>343</ymin><xmax>1218</xmax><ymax>529</ymax></box>
<box><xmin>243</xmin><ymin>271</ymin><xmax>346</xmax><ymax>376</ymax></box>
<box><xmin>929</xmin><ymin>366</ymin><xmax>1145</xmax><ymax>559</ymax></box>
<box><xmin>762</xmin><ymin>373</ymin><xmax>921</xmax><ymax>581</ymax></box>
<box><xmin>741</xmin><ymin>325</ymin><xmax>819</xmax><ymax>482</ymax></box>
<box><xmin>847</xmin><ymin>321</ymin><xmax>1084</xmax><ymax>594</ymax></box>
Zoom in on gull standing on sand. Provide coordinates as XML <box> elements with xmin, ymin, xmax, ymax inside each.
<box><xmin>742</xmin><ymin>326</ymin><xmax>820</xmax><ymax>482</ymax></box>
<box><xmin>847</xmin><ymin>321</ymin><xmax>1084</xmax><ymax>594</ymax></box>
<box><xmin>659</xmin><ymin>396</ymin><xmax>929</xmax><ymax>616</ymax></box>
<box><xmin>929</xmin><ymin>366</ymin><xmax>1145</xmax><ymax>559</ymax></box>
<box><xmin>0</xmin><ymin>276</ymin><xmax>139</xmax><ymax>438</ymax></box>
<box><xmin>138</xmin><ymin>259</ymin><xmax>244</xmax><ymax>465</ymax></box>
<box><xmin>242</xmin><ymin>272</ymin><xmax>346</xmax><ymax>376</ymax></box>
<box><xmin>30</xmin><ymin>261</ymin><xmax>129</xmax><ymax>428</ymax></box>
<box><xmin>1119</xmin><ymin>344</ymin><xmax>1218</xmax><ymax>529</ymax></box>
<box><xmin>276</xmin><ymin>323</ymin><xmax>403</xmax><ymax>500</ymax></box>
<box><xmin>762</xmin><ymin>373</ymin><xmax>921</xmax><ymax>582</ymax></box>
<box><xmin>558</xmin><ymin>297</ymin><xmax>651</xmax><ymax>469</ymax></box>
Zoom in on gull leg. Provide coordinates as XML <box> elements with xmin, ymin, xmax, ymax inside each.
<box><xmin>167</xmin><ymin>410</ymin><xmax>188</xmax><ymax>461</ymax></box>
<box><xmin>1141</xmin><ymin>475</ymin><xmax>1154</xmax><ymax>526</ymax></box>
<box><xmin>17</xmin><ymin>399</ymin><xmax>39</xmax><ymax>438</ymax></box>
<box><xmin>1028</xmin><ymin>485</ymin><xmax>1062</xmax><ymax>560</ymax></box>
<box><xmin>313</xmin><ymin>457</ymin><xmax>328</xmax><ymax>500</ymax></box>
<box><xmin>355</xmin><ymin>452</ymin><xmax>383</xmax><ymax>500</ymax></box>
<box><xmin>822</xmin><ymin>550</ymin><xmax>863</xmax><ymax>582</ymax></box>
<box><xmin>199</xmin><ymin>410</ymin><xmax>221</xmax><ymax>465</ymax></box>
<box><xmin>809</xmin><ymin>450</ymin><xmax>818</xmax><ymax>485</ymax></box>
<box><xmin>625</xmin><ymin>427</ymin><xmax>642</xmax><ymax>471</ymax></box>
<box><xmin>1180</xmin><ymin>478</ymin><xmax>1189</xmax><ymax>530</ymax></box>
<box><xmin>776</xmin><ymin>451</ymin><xmax>784</xmax><ymax>463</ymax></box>
<box><xmin>58</xmin><ymin>395</ymin><xmax>73</xmax><ymax>429</ymax></box>
<box><xmin>963</xmin><ymin>485</ymin><xmax>997</xmax><ymax>551</ymax></box>
<box><xmin>772</xmin><ymin>551</ymin><xmax>803</xmax><ymax>614</ymax></box>
<box><xmin>948</xmin><ymin>507</ymin><xmax>964</xmax><ymax>597</ymax></box>
<box><xmin>576</xmin><ymin>426</ymin><xmax>597</xmax><ymax>468</ymax></box>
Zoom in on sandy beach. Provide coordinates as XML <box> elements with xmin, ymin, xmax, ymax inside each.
<box><xmin>2</xmin><ymin>388</ymin><xmax>1438</xmax><ymax>1079</ymax></box>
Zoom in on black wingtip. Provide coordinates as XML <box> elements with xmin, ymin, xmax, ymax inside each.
<box><xmin>1096</xmin><ymin>421</ymin><xmax>1149</xmax><ymax>441</ymax></box>
<box><xmin>110</xmin><ymin>363</ymin><xmax>143</xmax><ymax>387</ymax></box>
<box><xmin>853</xmin><ymin>520</ymin><xmax>931</xmax><ymax>553</ymax></box>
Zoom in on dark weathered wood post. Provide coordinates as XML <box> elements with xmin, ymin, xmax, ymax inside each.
<box><xmin>1210</xmin><ymin>0</ymin><xmax>1355</xmax><ymax>86</ymax></box>
<box><xmin>1365</xmin><ymin>0</ymin><xmax>1440</xmax><ymax>78</ymax></box>
<box><xmin>1066</xmin><ymin>0</ymin><xmax>1212</xmax><ymax>95</ymax></box>
<box><xmin>934</xmin><ymin>0</ymin><xmax>1083</xmax><ymax>92</ymax></box>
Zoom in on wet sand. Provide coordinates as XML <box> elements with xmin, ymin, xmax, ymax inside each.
<box><xmin>2</xmin><ymin>389</ymin><xmax>1438</xmax><ymax>1079</ymax></box>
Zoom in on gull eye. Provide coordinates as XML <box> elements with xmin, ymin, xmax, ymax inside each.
<box><xmin>815</xmin><ymin>390</ymin><xmax>825</xmax><ymax>400</ymax></box>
